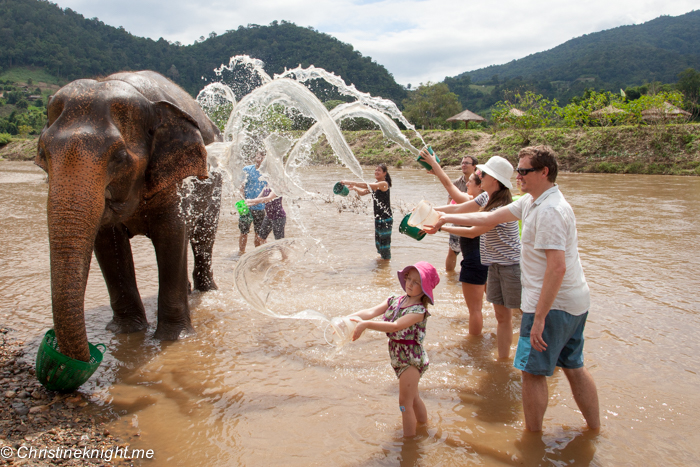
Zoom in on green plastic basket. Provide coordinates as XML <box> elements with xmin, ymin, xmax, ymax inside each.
<box><xmin>35</xmin><ymin>329</ymin><xmax>106</xmax><ymax>392</ymax></box>
<box><xmin>399</xmin><ymin>213</ymin><xmax>426</xmax><ymax>241</ymax></box>
<box><xmin>333</xmin><ymin>182</ymin><xmax>350</xmax><ymax>196</ymax></box>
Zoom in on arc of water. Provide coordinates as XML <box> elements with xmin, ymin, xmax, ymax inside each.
<box><xmin>233</xmin><ymin>238</ymin><xmax>329</xmax><ymax>322</ymax></box>
<box><xmin>285</xmin><ymin>102</ymin><xmax>419</xmax><ymax>172</ymax></box>
<box><xmin>275</xmin><ymin>65</ymin><xmax>426</xmax><ymax>148</ymax></box>
<box><xmin>259</xmin><ymin>134</ymin><xmax>311</xmax><ymax>199</ymax></box>
<box><xmin>221</xmin><ymin>78</ymin><xmax>363</xmax><ymax>183</ymax></box>
<box><xmin>196</xmin><ymin>82</ymin><xmax>237</xmax><ymax>109</ymax></box>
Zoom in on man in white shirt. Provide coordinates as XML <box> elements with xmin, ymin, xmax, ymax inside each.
<box><xmin>429</xmin><ymin>146</ymin><xmax>599</xmax><ymax>432</ymax></box>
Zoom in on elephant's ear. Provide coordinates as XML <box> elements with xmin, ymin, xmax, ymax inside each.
<box><xmin>144</xmin><ymin>101</ymin><xmax>208</xmax><ymax>199</ymax></box>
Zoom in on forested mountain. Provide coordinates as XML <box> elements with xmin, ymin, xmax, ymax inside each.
<box><xmin>442</xmin><ymin>10</ymin><xmax>700</xmax><ymax>115</ymax></box>
<box><xmin>456</xmin><ymin>10</ymin><xmax>700</xmax><ymax>86</ymax></box>
<box><xmin>0</xmin><ymin>0</ymin><xmax>406</xmax><ymax>102</ymax></box>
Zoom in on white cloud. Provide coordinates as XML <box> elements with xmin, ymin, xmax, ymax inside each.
<box><xmin>53</xmin><ymin>0</ymin><xmax>699</xmax><ymax>86</ymax></box>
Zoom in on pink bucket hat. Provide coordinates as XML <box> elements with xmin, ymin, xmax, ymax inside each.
<box><xmin>397</xmin><ymin>261</ymin><xmax>440</xmax><ymax>305</ymax></box>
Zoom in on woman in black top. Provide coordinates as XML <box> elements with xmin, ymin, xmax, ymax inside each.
<box><xmin>341</xmin><ymin>163</ymin><xmax>393</xmax><ymax>260</ymax></box>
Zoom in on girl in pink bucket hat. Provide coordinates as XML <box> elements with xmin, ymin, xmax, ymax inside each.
<box><xmin>348</xmin><ymin>261</ymin><xmax>439</xmax><ymax>437</ymax></box>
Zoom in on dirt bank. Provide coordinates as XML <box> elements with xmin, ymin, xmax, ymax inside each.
<box><xmin>0</xmin><ymin>139</ymin><xmax>38</xmax><ymax>162</ymax></box>
<box><xmin>314</xmin><ymin>124</ymin><xmax>700</xmax><ymax>175</ymax></box>
<box><xmin>0</xmin><ymin>330</ymin><xmax>133</xmax><ymax>466</ymax></box>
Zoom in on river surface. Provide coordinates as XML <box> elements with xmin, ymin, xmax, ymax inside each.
<box><xmin>1</xmin><ymin>160</ymin><xmax>699</xmax><ymax>466</ymax></box>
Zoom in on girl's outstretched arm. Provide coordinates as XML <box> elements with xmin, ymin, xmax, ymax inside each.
<box><xmin>351</xmin><ymin>186</ymin><xmax>371</xmax><ymax>196</ymax></box>
<box><xmin>420</xmin><ymin>148</ymin><xmax>472</xmax><ymax>204</ymax></box>
<box><xmin>352</xmin><ymin>312</ymin><xmax>425</xmax><ymax>340</ymax></box>
<box><xmin>342</xmin><ymin>180</ymin><xmax>389</xmax><ymax>192</ymax></box>
<box><xmin>246</xmin><ymin>189</ymin><xmax>278</xmax><ymax>207</ymax></box>
<box><xmin>432</xmin><ymin>224</ymin><xmax>493</xmax><ymax>238</ymax></box>
<box><xmin>434</xmin><ymin>198</ymin><xmax>482</xmax><ymax>214</ymax></box>
<box><xmin>350</xmin><ymin>300</ymin><xmax>390</xmax><ymax>321</ymax></box>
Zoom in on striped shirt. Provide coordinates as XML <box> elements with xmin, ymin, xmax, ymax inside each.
<box><xmin>474</xmin><ymin>192</ymin><xmax>521</xmax><ymax>266</ymax></box>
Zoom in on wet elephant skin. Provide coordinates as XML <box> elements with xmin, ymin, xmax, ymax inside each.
<box><xmin>36</xmin><ymin>71</ymin><xmax>222</xmax><ymax>362</ymax></box>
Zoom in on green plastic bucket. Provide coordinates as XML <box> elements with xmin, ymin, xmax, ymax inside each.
<box><xmin>417</xmin><ymin>146</ymin><xmax>440</xmax><ymax>171</ymax></box>
<box><xmin>399</xmin><ymin>213</ymin><xmax>426</xmax><ymax>241</ymax></box>
<box><xmin>235</xmin><ymin>199</ymin><xmax>250</xmax><ymax>216</ymax></box>
<box><xmin>36</xmin><ymin>329</ymin><xmax>106</xmax><ymax>392</ymax></box>
<box><xmin>333</xmin><ymin>182</ymin><xmax>350</xmax><ymax>196</ymax></box>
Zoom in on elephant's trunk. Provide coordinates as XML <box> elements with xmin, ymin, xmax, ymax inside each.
<box><xmin>47</xmin><ymin>169</ymin><xmax>105</xmax><ymax>362</ymax></box>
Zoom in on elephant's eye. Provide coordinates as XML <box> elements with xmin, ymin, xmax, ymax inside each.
<box><xmin>113</xmin><ymin>149</ymin><xmax>129</xmax><ymax>164</ymax></box>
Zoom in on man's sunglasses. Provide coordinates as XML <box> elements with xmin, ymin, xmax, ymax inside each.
<box><xmin>515</xmin><ymin>167</ymin><xmax>540</xmax><ymax>176</ymax></box>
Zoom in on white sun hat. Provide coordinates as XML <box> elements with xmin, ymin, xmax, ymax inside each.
<box><xmin>476</xmin><ymin>156</ymin><xmax>514</xmax><ymax>189</ymax></box>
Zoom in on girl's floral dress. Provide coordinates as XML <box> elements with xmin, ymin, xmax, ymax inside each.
<box><xmin>383</xmin><ymin>294</ymin><xmax>430</xmax><ymax>378</ymax></box>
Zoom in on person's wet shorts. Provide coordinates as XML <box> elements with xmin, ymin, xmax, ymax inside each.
<box><xmin>459</xmin><ymin>248</ymin><xmax>488</xmax><ymax>285</ymax></box>
<box><xmin>486</xmin><ymin>263</ymin><xmax>521</xmax><ymax>308</ymax></box>
<box><xmin>260</xmin><ymin>216</ymin><xmax>286</xmax><ymax>240</ymax></box>
<box><xmin>514</xmin><ymin>310</ymin><xmax>588</xmax><ymax>376</ymax></box>
<box><xmin>448</xmin><ymin>233</ymin><xmax>461</xmax><ymax>254</ymax></box>
<box><xmin>239</xmin><ymin>209</ymin><xmax>266</xmax><ymax>236</ymax></box>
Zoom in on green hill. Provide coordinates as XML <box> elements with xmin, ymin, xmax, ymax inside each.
<box><xmin>442</xmin><ymin>10</ymin><xmax>700</xmax><ymax>116</ymax></box>
<box><xmin>0</xmin><ymin>0</ymin><xmax>406</xmax><ymax>102</ymax></box>
<box><xmin>457</xmin><ymin>10</ymin><xmax>700</xmax><ymax>85</ymax></box>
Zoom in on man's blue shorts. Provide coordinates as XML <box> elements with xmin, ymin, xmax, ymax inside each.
<box><xmin>514</xmin><ymin>310</ymin><xmax>588</xmax><ymax>376</ymax></box>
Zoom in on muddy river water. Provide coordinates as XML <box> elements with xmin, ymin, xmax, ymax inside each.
<box><xmin>1</xmin><ymin>160</ymin><xmax>699</xmax><ymax>466</ymax></box>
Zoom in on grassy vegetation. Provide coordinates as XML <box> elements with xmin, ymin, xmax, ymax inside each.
<box><xmin>484</xmin><ymin>124</ymin><xmax>700</xmax><ymax>175</ymax></box>
<box><xmin>469</xmin><ymin>84</ymin><xmax>495</xmax><ymax>94</ymax></box>
<box><xmin>0</xmin><ymin>67</ymin><xmax>65</xmax><ymax>88</ymax></box>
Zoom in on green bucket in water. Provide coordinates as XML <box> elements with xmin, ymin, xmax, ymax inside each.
<box><xmin>417</xmin><ymin>146</ymin><xmax>440</xmax><ymax>171</ymax></box>
<box><xmin>235</xmin><ymin>199</ymin><xmax>250</xmax><ymax>216</ymax></box>
<box><xmin>333</xmin><ymin>182</ymin><xmax>350</xmax><ymax>196</ymax></box>
<box><xmin>399</xmin><ymin>213</ymin><xmax>426</xmax><ymax>241</ymax></box>
<box><xmin>36</xmin><ymin>329</ymin><xmax>106</xmax><ymax>392</ymax></box>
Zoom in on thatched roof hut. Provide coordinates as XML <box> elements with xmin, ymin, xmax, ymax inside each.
<box><xmin>508</xmin><ymin>108</ymin><xmax>526</xmax><ymax>117</ymax></box>
<box><xmin>641</xmin><ymin>102</ymin><xmax>691</xmax><ymax>122</ymax></box>
<box><xmin>446</xmin><ymin>109</ymin><xmax>485</xmax><ymax>129</ymax></box>
<box><xmin>590</xmin><ymin>105</ymin><xmax>625</xmax><ymax>118</ymax></box>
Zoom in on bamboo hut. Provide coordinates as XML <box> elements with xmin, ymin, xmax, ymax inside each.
<box><xmin>641</xmin><ymin>102</ymin><xmax>691</xmax><ymax>123</ymax></box>
<box><xmin>590</xmin><ymin>105</ymin><xmax>625</xmax><ymax>118</ymax></box>
<box><xmin>446</xmin><ymin>109</ymin><xmax>485</xmax><ymax>129</ymax></box>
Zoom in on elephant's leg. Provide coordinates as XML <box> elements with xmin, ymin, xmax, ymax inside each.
<box><xmin>94</xmin><ymin>225</ymin><xmax>149</xmax><ymax>333</ymax></box>
<box><xmin>151</xmin><ymin>218</ymin><xmax>194</xmax><ymax>340</ymax></box>
<box><xmin>190</xmin><ymin>172</ymin><xmax>221</xmax><ymax>292</ymax></box>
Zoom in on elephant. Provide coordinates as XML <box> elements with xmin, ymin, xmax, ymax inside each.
<box><xmin>36</xmin><ymin>70</ymin><xmax>223</xmax><ymax>362</ymax></box>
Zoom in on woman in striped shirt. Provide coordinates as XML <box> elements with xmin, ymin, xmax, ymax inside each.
<box><xmin>421</xmin><ymin>151</ymin><xmax>521</xmax><ymax>359</ymax></box>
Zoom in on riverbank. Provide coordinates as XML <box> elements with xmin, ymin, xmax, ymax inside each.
<box><xmin>4</xmin><ymin>124</ymin><xmax>700</xmax><ymax>175</ymax></box>
<box><xmin>314</xmin><ymin>124</ymin><xmax>700</xmax><ymax>175</ymax></box>
<box><xmin>0</xmin><ymin>329</ymin><xmax>132</xmax><ymax>466</ymax></box>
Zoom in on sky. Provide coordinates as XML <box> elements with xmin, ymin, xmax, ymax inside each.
<box><xmin>52</xmin><ymin>0</ymin><xmax>699</xmax><ymax>87</ymax></box>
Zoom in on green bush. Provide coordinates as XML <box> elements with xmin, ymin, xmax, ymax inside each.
<box><xmin>596</xmin><ymin>162</ymin><xmax>619</xmax><ymax>173</ymax></box>
<box><xmin>0</xmin><ymin>133</ymin><xmax>12</xmax><ymax>146</ymax></box>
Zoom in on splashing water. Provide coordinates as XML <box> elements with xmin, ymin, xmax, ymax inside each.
<box><xmin>233</xmin><ymin>238</ymin><xmax>328</xmax><ymax>321</ymax></box>
<box><xmin>275</xmin><ymin>65</ymin><xmax>426</xmax><ymax>147</ymax></box>
<box><xmin>196</xmin><ymin>55</ymin><xmax>429</xmax><ymax>347</ymax></box>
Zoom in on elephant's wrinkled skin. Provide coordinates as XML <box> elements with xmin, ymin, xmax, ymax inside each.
<box><xmin>36</xmin><ymin>71</ymin><xmax>222</xmax><ymax>362</ymax></box>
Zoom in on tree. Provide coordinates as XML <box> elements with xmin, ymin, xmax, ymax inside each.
<box><xmin>401</xmin><ymin>82</ymin><xmax>462</xmax><ymax>130</ymax></box>
<box><xmin>559</xmin><ymin>90</ymin><xmax>625</xmax><ymax>127</ymax></box>
<box><xmin>491</xmin><ymin>91</ymin><xmax>559</xmax><ymax>145</ymax></box>
<box><xmin>166</xmin><ymin>65</ymin><xmax>180</xmax><ymax>82</ymax></box>
<box><xmin>677</xmin><ymin>68</ymin><xmax>700</xmax><ymax>119</ymax></box>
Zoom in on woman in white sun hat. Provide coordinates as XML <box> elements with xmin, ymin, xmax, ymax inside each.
<box><xmin>420</xmin><ymin>150</ymin><xmax>521</xmax><ymax>360</ymax></box>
